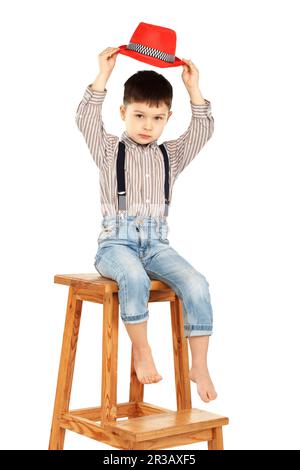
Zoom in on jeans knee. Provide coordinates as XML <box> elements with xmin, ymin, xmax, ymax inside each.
<box><xmin>118</xmin><ymin>270</ymin><xmax>151</xmax><ymax>297</ymax></box>
<box><xmin>184</xmin><ymin>271</ymin><xmax>211</xmax><ymax>304</ymax></box>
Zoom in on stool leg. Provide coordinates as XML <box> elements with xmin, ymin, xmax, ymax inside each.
<box><xmin>129</xmin><ymin>344</ymin><xmax>144</xmax><ymax>406</ymax></box>
<box><xmin>101</xmin><ymin>291</ymin><xmax>119</xmax><ymax>423</ymax></box>
<box><xmin>49</xmin><ymin>287</ymin><xmax>82</xmax><ymax>449</ymax></box>
<box><xmin>170</xmin><ymin>295</ymin><xmax>192</xmax><ymax>410</ymax></box>
<box><xmin>208</xmin><ymin>426</ymin><xmax>224</xmax><ymax>450</ymax></box>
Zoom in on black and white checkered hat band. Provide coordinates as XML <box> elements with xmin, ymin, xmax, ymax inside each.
<box><xmin>126</xmin><ymin>42</ymin><xmax>175</xmax><ymax>63</ymax></box>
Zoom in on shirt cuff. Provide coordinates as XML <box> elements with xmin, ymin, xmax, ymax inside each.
<box><xmin>190</xmin><ymin>98</ymin><xmax>212</xmax><ymax>118</ymax></box>
<box><xmin>82</xmin><ymin>84</ymin><xmax>107</xmax><ymax>104</ymax></box>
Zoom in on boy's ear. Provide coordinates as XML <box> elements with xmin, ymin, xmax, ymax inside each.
<box><xmin>120</xmin><ymin>104</ymin><xmax>126</xmax><ymax>120</ymax></box>
<box><xmin>167</xmin><ymin>111</ymin><xmax>172</xmax><ymax>121</ymax></box>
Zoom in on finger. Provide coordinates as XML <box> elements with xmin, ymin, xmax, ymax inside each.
<box><xmin>189</xmin><ymin>60</ymin><xmax>198</xmax><ymax>69</ymax></box>
<box><xmin>182</xmin><ymin>59</ymin><xmax>192</xmax><ymax>68</ymax></box>
<box><xmin>108</xmin><ymin>49</ymin><xmax>120</xmax><ymax>57</ymax></box>
<box><xmin>185</xmin><ymin>60</ymin><xmax>198</xmax><ymax>71</ymax></box>
<box><xmin>100</xmin><ymin>49</ymin><xmax>111</xmax><ymax>55</ymax></box>
<box><xmin>102</xmin><ymin>49</ymin><xmax>119</xmax><ymax>58</ymax></box>
<box><xmin>101</xmin><ymin>47</ymin><xmax>119</xmax><ymax>54</ymax></box>
<box><xmin>183</xmin><ymin>59</ymin><xmax>194</xmax><ymax>65</ymax></box>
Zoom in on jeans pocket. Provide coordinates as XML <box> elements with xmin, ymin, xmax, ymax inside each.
<box><xmin>97</xmin><ymin>223</ymin><xmax>117</xmax><ymax>243</ymax></box>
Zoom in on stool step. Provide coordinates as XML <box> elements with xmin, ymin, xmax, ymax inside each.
<box><xmin>104</xmin><ymin>408</ymin><xmax>228</xmax><ymax>450</ymax></box>
<box><xmin>59</xmin><ymin>406</ymin><xmax>228</xmax><ymax>450</ymax></box>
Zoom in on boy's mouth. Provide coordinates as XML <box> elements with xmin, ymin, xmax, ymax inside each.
<box><xmin>139</xmin><ymin>134</ymin><xmax>151</xmax><ymax>139</ymax></box>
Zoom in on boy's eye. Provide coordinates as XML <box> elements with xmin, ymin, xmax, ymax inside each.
<box><xmin>135</xmin><ymin>114</ymin><xmax>162</xmax><ymax>120</ymax></box>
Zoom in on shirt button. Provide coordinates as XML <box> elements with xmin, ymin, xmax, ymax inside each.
<box><xmin>146</xmin><ymin>199</ymin><xmax>150</xmax><ymax>203</ymax></box>
<box><xmin>146</xmin><ymin>174</ymin><xmax>150</xmax><ymax>178</ymax></box>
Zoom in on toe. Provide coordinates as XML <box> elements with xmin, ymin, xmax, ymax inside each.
<box><xmin>198</xmin><ymin>388</ymin><xmax>210</xmax><ymax>402</ymax></box>
<box><xmin>208</xmin><ymin>390</ymin><xmax>217</xmax><ymax>400</ymax></box>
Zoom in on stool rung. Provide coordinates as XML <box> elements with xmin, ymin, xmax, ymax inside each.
<box><xmin>66</xmin><ymin>401</ymin><xmax>173</xmax><ymax>421</ymax></box>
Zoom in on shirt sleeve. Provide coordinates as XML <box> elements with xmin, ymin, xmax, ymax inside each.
<box><xmin>163</xmin><ymin>99</ymin><xmax>214</xmax><ymax>179</ymax></box>
<box><xmin>75</xmin><ymin>84</ymin><xmax>119</xmax><ymax>169</ymax></box>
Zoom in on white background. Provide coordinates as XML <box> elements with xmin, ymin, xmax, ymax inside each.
<box><xmin>1</xmin><ymin>0</ymin><xmax>300</xmax><ymax>450</ymax></box>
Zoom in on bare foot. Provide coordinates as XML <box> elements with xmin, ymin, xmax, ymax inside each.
<box><xmin>189</xmin><ymin>366</ymin><xmax>217</xmax><ymax>403</ymax></box>
<box><xmin>132</xmin><ymin>345</ymin><xmax>163</xmax><ymax>384</ymax></box>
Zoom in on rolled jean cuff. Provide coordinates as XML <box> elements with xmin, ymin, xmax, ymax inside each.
<box><xmin>121</xmin><ymin>310</ymin><xmax>149</xmax><ymax>324</ymax></box>
<box><xmin>184</xmin><ymin>324</ymin><xmax>213</xmax><ymax>337</ymax></box>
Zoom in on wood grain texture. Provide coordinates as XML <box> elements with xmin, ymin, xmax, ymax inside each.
<box><xmin>171</xmin><ymin>295</ymin><xmax>192</xmax><ymax>410</ymax></box>
<box><xmin>48</xmin><ymin>287</ymin><xmax>83</xmax><ymax>449</ymax></box>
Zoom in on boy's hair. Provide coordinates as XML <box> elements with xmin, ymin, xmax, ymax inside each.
<box><xmin>123</xmin><ymin>70</ymin><xmax>173</xmax><ymax>110</ymax></box>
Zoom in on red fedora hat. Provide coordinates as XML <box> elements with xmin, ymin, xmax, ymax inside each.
<box><xmin>117</xmin><ymin>22</ymin><xmax>186</xmax><ymax>68</ymax></box>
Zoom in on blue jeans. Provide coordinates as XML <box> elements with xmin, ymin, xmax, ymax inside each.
<box><xmin>94</xmin><ymin>215</ymin><xmax>213</xmax><ymax>337</ymax></box>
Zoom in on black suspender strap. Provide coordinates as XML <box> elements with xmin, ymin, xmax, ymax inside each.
<box><xmin>116</xmin><ymin>141</ymin><xmax>126</xmax><ymax>210</ymax></box>
<box><xmin>159</xmin><ymin>143</ymin><xmax>170</xmax><ymax>216</ymax></box>
<box><xmin>116</xmin><ymin>141</ymin><xmax>170</xmax><ymax>216</ymax></box>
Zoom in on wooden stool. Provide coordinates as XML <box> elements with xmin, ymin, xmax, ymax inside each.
<box><xmin>49</xmin><ymin>274</ymin><xmax>229</xmax><ymax>450</ymax></box>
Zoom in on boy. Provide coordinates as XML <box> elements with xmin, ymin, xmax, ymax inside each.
<box><xmin>75</xmin><ymin>47</ymin><xmax>217</xmax><ymax>403</ymax></box>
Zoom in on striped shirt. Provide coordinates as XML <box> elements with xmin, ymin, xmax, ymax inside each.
<box><xmin>75</xmin><ymin>84</ymin><xmax>214</xmax><ymax>218</ymax></box>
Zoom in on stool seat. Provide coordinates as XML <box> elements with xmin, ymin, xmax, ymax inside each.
<box><xmin>49</xmin><ymin>274</ymin><xmax>229</xmax><ymax>450</ymax></box>
<box><xmin>54</xmin><ymin>273</ymin><xmax>174</xmax><ymax>294</ymax></box>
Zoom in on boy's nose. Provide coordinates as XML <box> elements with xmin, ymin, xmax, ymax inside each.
<box><xmin>143</xmin><ymin>120</ymin><xmax>153</xmax><ymax>131</ymax></box>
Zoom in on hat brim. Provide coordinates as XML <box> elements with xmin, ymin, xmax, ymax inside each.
<box><xmin>117</xmin><ymin>44</ymin><xmax>186</xmax><ymax>68</ymax></box>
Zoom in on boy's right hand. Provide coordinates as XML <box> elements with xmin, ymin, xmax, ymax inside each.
<box><xmin>98</xmin><ymin>47</ymin><xmax>120</xmax><ymax>77</ymax></box>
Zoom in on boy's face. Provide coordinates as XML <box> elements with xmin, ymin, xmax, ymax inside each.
<box><xmin>120</xmin><ymin>101</ymin><xmax>172</xmax><ymax>145</ymax></box>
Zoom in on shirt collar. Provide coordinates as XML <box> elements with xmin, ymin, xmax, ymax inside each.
<box><xmin>121</xmin><ymin>130</ymin><xmax>158</xmax><ymax>149</ymax></box>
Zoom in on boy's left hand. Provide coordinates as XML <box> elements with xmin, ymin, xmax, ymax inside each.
<box><xmin>181</xmin><ymin>58</ymin><xmax>199</xmax><ymax>90</ymax></box>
